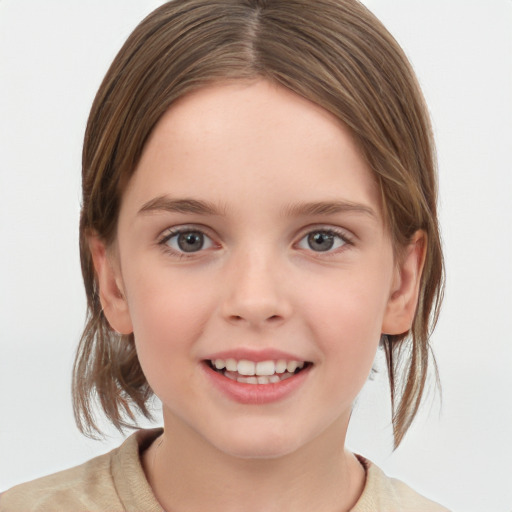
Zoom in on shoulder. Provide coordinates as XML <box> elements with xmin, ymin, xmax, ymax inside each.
<box><xmin>1</xmin><ymin>445</ymin><xmax>120</xmax><ymax>511</ymax></box>
<box><xmin>0</xmin><ymin>429</ymin><xmax>163</xmax><ymax>512</ymax></box>
<box><xmin>351</xmin><ymin>455</ymin><xmax>451</xmax><ymax>512</ymax></box>
<box><xmin>1</xmin><ymin>450</ymin><xmax>116</xmax><ymax>511</ymax></box>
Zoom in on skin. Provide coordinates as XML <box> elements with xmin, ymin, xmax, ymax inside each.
<box><xmin>90</xmin><ymin>80</ymin><xmax>425</xmax><ymax>512</ymax></box>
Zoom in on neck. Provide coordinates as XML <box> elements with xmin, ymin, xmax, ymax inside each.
<box><xmin>142</xmin><ymin>414</ymin><xmax>365</xmax><ymax>512</ymax></box>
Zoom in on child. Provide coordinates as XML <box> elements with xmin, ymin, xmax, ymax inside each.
<box><xmin>1</xmin><ymin>0</ymin><xmax>448</xmax><ymax>510</ymax></box>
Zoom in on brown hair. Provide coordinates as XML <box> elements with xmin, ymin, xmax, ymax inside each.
<box><xmin>74</xmin><ymin>0</ymin><xmax>444</xmax><ymax>448</ymax></box>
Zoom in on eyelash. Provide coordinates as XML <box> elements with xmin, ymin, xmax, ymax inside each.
<box><xmin>296</xmin><ymin>227</ymin><xmax>353</xmax><ymax>256</ymax></box>
<box><xmin>157</xmin><ymin>226</ymin><xmax>354</xmax><ymax>259</ymax></box>
<box><xmin>157</xmin><ymin>226</ymin><xmax>216</xmax><ymax>259</ymax></box>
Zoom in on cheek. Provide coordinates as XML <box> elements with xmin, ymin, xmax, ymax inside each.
<box><xmin>122</xmin><ymin>264</ymin><xmax>217</xmax><ymax>384</ymax></box>
<box><xmin>302</xmin><ymin>263</ymin><xmax>392</xmax><ymax>384</ymax></box>
<box><xmin>126</xmin><ymin>259</ymin><xmax>213</xmax><ymax>327</ymax></box>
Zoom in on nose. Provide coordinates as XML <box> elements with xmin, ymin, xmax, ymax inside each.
<box><xmin>220</xmin><ymin>248</ymin><xmax>292</xmax><ymax>328</ymax></box>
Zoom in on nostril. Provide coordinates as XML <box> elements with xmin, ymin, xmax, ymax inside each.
<box><xmin>227</xmin><ymin>314</ymin><xmax>281</xmax><ymax>324</ymax></box>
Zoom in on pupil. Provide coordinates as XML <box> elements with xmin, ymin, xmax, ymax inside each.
<box><xmin>178</xmin><ymin>232</ymin><xmax>203</xmax><ymax>252</ymax></box>
<box><xmin>308</xmin><ymin>232</ymin><xmax>334</xmax><ymax>251</ymax></box>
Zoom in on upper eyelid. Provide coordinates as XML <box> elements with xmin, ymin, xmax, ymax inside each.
<box><xmin>297</xmin><ymin>229</ymin><xmax>352</xmax><ymax>247</ymax></box>
<box><xmin>158</xmin><ymin>227</ymin><xmax>217</xmax><ymax>257</ymax></box>
<box><xmin>295</xmin><ymin>224</ymin><xmax>354</xmax><ymax>242</ymax></box>
<box><xmin>157</xmin><ymin>224</ymin><xmax>355</xmax><ymax>246</ymax></box>
<box><xmin>158</xmin><ymin>224</ymin><xmax>216</xmax><ymax>242</ymax></box>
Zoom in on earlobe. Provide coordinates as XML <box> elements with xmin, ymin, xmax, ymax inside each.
<box><xmin>88</xmin><ymin>234</ymin><xmax>133</xmax><ymax>335</ymax></box>
<box><xmin>382</xmin><ymin>230</ymin><xmax>427</xmax><ymax>336</ymax></box>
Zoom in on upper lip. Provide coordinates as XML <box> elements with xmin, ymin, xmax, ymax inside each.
<box><xmin>204</xmin><ymin>348</ymin><xmax>310</xmax><ymax>363</ymax></box>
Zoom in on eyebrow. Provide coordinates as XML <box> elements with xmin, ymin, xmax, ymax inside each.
<box><xmin>282</xmin><ymin>200</ymin><xmax>376</xmax><ymax>218</ymax></box>
<box><xmin>138</xmin><ymin>196</ymin><xmax>227</xmax><ymax>216</ymax></box>
<box><xmin>138</xmin><ymin>195</ymin><xmax>376</xmax><ymax>219</ymax></box>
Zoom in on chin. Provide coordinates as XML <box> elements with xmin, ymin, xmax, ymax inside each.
<box><xmin>209</xmin><ymin>426</ymin><xmax>308</xmax><ymax>460</ymax></box>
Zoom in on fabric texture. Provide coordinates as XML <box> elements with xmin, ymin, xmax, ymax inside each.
<box><xmin>1</xmin><ymin>429</ymin><xmax>449</xmax><ymax>512</ymax></box>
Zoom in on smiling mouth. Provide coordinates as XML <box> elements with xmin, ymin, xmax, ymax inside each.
<box><xmin>206</xmin><ymin>358</ymin><xmax>312</xmax><ymax>385</ymax></box>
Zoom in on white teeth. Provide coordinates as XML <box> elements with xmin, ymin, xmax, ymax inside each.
<box><xmin>275</xmin><ymin>360</ymin><xmax>287</xmax><ymax>374</ymax></box>
<box><xmin>222</xmin><ymin>371</ymin><xmax>297</xmax><ymax>385</ymax></box>
<box><xmin>225</xmin><ymin>358</ymin><xmax>237</xmax><ymax>371</ymax></box>
<box><xmin>287</xmin><ymin>361</ymin><xmax>298</xmax><ymax>373</ymax></box>
<box><xmin>237</xmin><ymin>360</ymin><xmax>256</xmax><ymax>375</ymax></box>
<box><xmin>238</xmin><ymin>376</ymin><xmax>258</xmax><ymax>384</ymax></box>
<box><xmin>214</xmin><ymin>359</ymin><xmax>226</xmax><ymax>370</ymax></box>
<box><xmin>210</xmin><ymin>358</ymin><xmax>307</xmax><ymax>382</ymax></box>
<box><xmin>255</xmin><ymin>360</ymin><xmax>275</xmax><ymax>376</ymax></box>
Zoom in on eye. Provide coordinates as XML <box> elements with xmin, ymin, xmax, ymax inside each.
<box><xmin>162</xmin><ymin>229</ymin><xmax>215</xmax><ymax>253</ymax></box>
<box><xmin>297</xmin><ymin>229</ymin><xmax>348</xmax><ymax>252</ymax></box>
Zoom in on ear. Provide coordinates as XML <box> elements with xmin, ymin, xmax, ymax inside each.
<box><xmin>382</xmin><ymin>230</ymin><xmax>427</xmax><ymax>336</ymax></box>
<box><xmin>88</xmin><ymin>234</ymin><xmax>133</xmax><ymax>335</ymax></box>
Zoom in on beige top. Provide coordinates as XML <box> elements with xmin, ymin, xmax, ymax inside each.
<box><xmin>1</xmin><ymin>429</ymin><xmax>449</xmax><ymax>512</ymax></box>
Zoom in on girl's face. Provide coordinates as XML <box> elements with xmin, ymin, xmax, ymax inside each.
<box><xmin>93</xmin><ymin>80</ymin><xmax>423</xmax><ymax>459</ymax></box>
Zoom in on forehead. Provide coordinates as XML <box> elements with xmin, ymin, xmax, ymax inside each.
<box><xmin>122</xmin><ymin>80</ymin><xmax>382</xmax><ymax>220</ymax></box>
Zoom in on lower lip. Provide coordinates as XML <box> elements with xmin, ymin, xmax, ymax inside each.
<box><xmin>203</xmin><ymin>363</ymin><xmax>312</xmax><ymax>405</ymax></box>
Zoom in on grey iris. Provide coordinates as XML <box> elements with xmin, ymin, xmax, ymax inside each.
<box><xmin>308</xmin><ymin>232</ymin><xmax>334</xmax><ymax>251</ymax></box>
<box><xmin>178</xmin><ymin>232</ymin><xmax>204</xmax><ymax>252</ymax></box>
